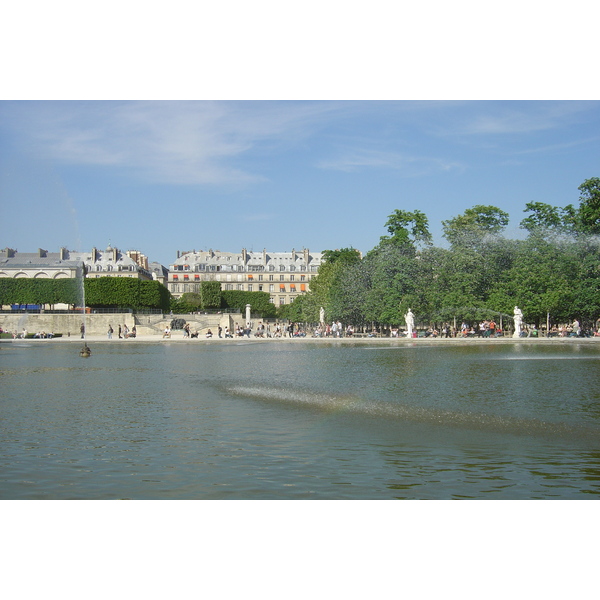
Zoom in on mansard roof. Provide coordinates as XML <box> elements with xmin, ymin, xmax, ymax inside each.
<box><xmin>0</xmin><ymin>248</ymin><xmax>83</xmax><ymax>269</ymax></box>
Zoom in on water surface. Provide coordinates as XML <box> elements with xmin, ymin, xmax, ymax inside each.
<box><xmin>2</xmin><ymin>341</ymin><xmax>599</xmax><ymax>499</ymax></box>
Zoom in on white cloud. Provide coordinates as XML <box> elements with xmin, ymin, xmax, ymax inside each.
<box><xmin>433</xmin><ymin>101</ymin><xmax>598</xmax><ymax>136</ymax></box>
<box><xmin>317</xmin><ymin>148</ymin><xmax>464</xmax><ymax>176</ymax></box>
<box><xmin>1</xmin><ymin>101</ymin><xmax>341</xmax><ymax>186</ymax></box>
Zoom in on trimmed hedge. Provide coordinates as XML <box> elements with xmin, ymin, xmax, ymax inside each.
<box><xmin>0</xmin><ymin>278</ymin><xmax>80</xmax><ymax>306</ymax></box>
<box><xmin>0</xmin><ymin>277</ymin><xmax>170</xmax><ymax>311</ymax></box>
<box><xmin>221</xmin><ymin>290</ymin><xmax>277</xmax><ymax>318</ymax></box>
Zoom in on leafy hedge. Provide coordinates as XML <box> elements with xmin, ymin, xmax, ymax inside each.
<box><xmin>221</xmin><ymin>290</ymin><xmax>277</xmax><ymax>318</ymax></box>
<box><xmin>85</xmin><ymin>278</ymin><xmax>170</xmax><ymax>310</ymax></box>
<box><xmin>0</xmin><ymin>277</ymin><xmax>170</xmax><ymax>310</ymax></box>
<box><xmin>0</xmin><ymin>278</ymin><xmax>80</xmax><ymax>306</ymax></box>
<box><xmin>200</xmin><ymin>281</ymin><xmax>222</xmax><ymax>309</ymax></box>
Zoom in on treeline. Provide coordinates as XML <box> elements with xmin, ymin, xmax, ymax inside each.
<box><xmin>1</xmin><ymin>276</ymin><xmax>280</xmax><ymax>318</ymax></box>
<box><xmin>0</xmin><ymin>277</ymin><xmax>171</xmax><ymax>311</ymax></box>
<box><xmin>173</xmin><ymin>283</ymin><xmax>277</xmax><ymax>318</ymax></box>
<box><xmin>289</xmin><ymin>178</ymin><xmax>600</xmax><ymax>329</ymax></box>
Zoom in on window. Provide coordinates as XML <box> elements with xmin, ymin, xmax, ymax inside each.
<box><xmin>290</xmin><ymin>275</ymin><xmax>295</xmax><ymax>281</ymax></box>
<box><xmin>279</xmin><ymin>265</ymin><xmax>286</xmax><ymax>271</ymax></box>
<box><xmin>280</xmin><ymin>275</ymin><xmax>285</xmax><ymax>281</ymax></box>
<box><xmin>248</xmin><ymin>284</ymin><xmax>253</xmax><ymax>292</ymax></box>
<box><xmin>279</xmin><ymin>296</ymin><xmax>286</xmax><ymax>305</ymax></box>
<box><xmin>269</xmin><ymin>284</ymin><xmax>274</xmax><ymax>292</ymax></box>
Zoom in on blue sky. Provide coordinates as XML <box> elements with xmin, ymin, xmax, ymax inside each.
<box><xmin>1</xmin><ymin>100</ymin><xmax>599</xmax><ymax>267</ymax></box>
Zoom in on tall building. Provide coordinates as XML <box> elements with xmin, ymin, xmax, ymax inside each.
<box><xmin>168</xmin><ymin>248</ymin><xmax>323</xmax><ymax>305</ymax></box>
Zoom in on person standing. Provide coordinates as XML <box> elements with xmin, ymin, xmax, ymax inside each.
<box><xmin>218</xmin><ymin>325</ymin><xmax>222</xmax><ymax>338</ymax></box>
<box><xmin>118</xmin><ymin>325</ymin><xmax>122</xmax><ymax>339</ymax></box>
<box><xmin>107</xmin><ymin>324</ymin><xmax>113</xmax><ymax>339</ymax></box>
<box><xmin>80</xmin><ymin>323</ymin><xmax>85</xmax><ymax>339</ymax></box>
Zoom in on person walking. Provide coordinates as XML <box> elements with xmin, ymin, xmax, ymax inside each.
<box><xmin>107</xmin><ymin>324</ymin><xmax>113</xmax><ymax>339</ymax></box>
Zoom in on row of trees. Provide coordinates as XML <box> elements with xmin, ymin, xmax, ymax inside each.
<box><xmin>0</xmin><ymin>277</ymin><xmax>171</xmax><ymax>312</ymax></box>
<box><xmin>172</xmin><ymin>284</ymin><xmax>278</xmax><ymax>318</ymax></box>
<box><xmin>1</xmin><ymin>276</ymin><xmax>280</xmax><ymax>318</ymax></box>
<box><xmin>288</xmin><ymin>178</ymin><xmax>600</xmax><ymax>329</ymax></box>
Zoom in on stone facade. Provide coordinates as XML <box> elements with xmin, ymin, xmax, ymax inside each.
<box><xmin>168</xmin><ymin>248</ymin><xmax>323</xmax><ymax>305</ymax></box>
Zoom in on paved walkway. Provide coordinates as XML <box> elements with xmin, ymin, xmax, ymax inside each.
<box><xmin>4</xmin><ymin>334</ymin><xmax>600</xmax><ymax>344</ymax></box>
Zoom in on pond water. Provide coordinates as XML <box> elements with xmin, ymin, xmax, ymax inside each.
<box><xmin>2</xmin><ymin>340</ymin><xmax>600</xmax><ymax>499</ymax></box>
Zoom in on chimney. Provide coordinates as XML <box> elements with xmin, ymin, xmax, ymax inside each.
<box><xmin>92</xmin><ymin>247</ymin><xmax>98</xmax><ymax>262</ymax></box>
<box><xmin>242</xmin><ymin>248</ymin><xmax>247</xmax><ymax>264</ymax></box>
<box><xmin>38</xmin><ymin>248</ymin><xmax>47</xmax><ymax>257</ymax></box>
<box><xmin>60</xmin><ymin>247</ymin><xmax>68</xmax><ymax>260</ymax></box>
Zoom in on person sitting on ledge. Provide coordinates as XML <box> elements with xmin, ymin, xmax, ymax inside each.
<box><xmin>206</xmin><ymin>329</ymin><xmax>213</xmax><ymax>338</ymax></box>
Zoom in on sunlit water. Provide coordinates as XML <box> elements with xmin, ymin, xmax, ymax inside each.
<box><xmin>1</xmin><ymin>341</ymin><xmax>600</xmax><ymax>499</ymax></box>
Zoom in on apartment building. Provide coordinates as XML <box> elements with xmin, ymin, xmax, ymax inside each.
<box><xmin>168</xmin><ymin>248</ymin><xmax>323</xmax><ymax>305</ymax></box>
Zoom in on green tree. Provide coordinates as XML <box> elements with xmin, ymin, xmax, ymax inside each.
<box><xmin>307</xmin><ymin>248</ymin><xmax>362</xmax><ymax>323</ymax></box>
<box><xmin>381</xmin><ymin>209</ymin><xmax>432</xmax><ymax>252</ymax></box>
<box><xmin>520</xmin><ymin>202</ymin><xmax>566</xmax><ymax>233</ymax></box>
<box><xmin>574</xmin><ymin>177</ymin><xmax>600</xmax><ymax>235</ymax></box>
<box><xmin>442</xmin><ymin>205</ymin><xmax>509</xmax><ymax>248</ymax></box>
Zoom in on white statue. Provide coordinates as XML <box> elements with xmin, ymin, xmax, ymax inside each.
<box><xmin>404</xmin><ymin>308</ymin><xmax>415</xmax><ymax>337</ymax></box>
<box><xmin>513</xmin><ymin>306</ymin><xmax>523</xmax><ymax>338</ymax></box>
<box><xmin>320</xmin><ymin>307</ymin><xmax>325</xmax><ymax>324</ymax></box>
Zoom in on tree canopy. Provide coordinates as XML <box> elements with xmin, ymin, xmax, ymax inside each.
<box><xmin>286</xmin><ymin>178</ymin><xmax>600</xmax><ymax>331</ymax></box>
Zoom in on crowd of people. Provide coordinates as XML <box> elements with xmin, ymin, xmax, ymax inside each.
<box><xmin>107</xmin><ymin>323</ymin><xmax>136</xmax><ymax>339</ymax></box>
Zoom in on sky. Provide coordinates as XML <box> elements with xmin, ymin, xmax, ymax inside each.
<box><xmin>2</xmin><ymin>3</ymin><xmax>599</xmax><ymax>271</ymax></box>
<box><xmin>1</xmin><ymin>100</ymin><xmax>599</xmax><ymax>267</ymax></box>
